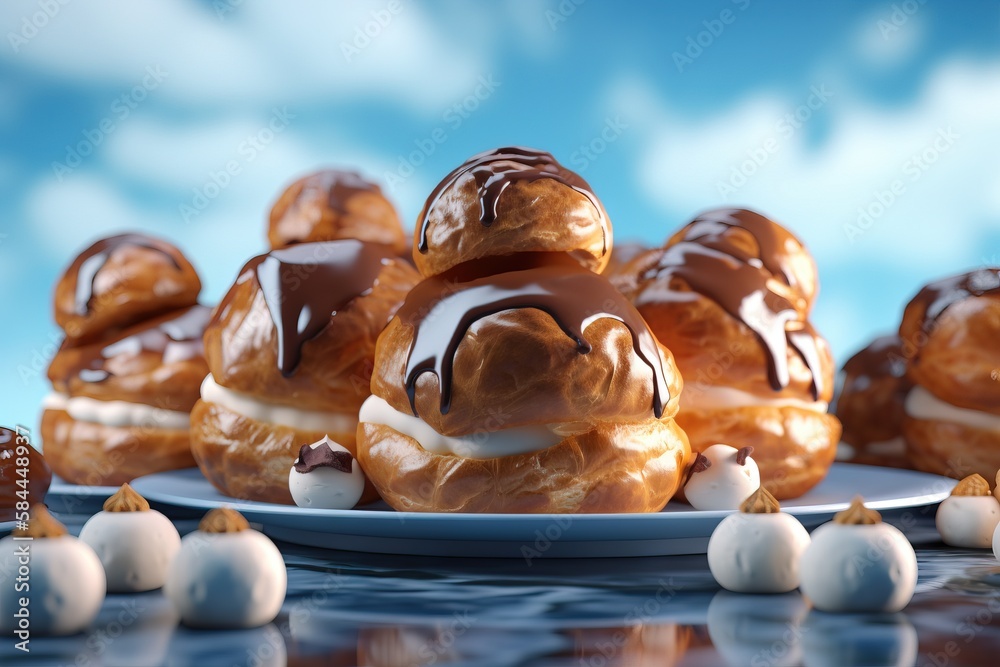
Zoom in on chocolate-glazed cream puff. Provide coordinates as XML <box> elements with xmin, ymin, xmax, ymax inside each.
<box><xmin>268</xmin><ymin>169</ymin><xmax>406</xmax><ymax>254</ymax></box>
<box><xmin>190</xmin><ymin>239</ymin><xmax>419</xmax><ymax>504</ymax></box>
<box><xmin>42</xmin><ymin>233</ymin><xmax>210</xmax><ymax>486</ymax></box>
<box><xmin>357</xmin><ymin>147</ymin><xmax>690</xmax><ymax>513</ymax></box>
<box><xmin>899</xmin><ymin>269</ymin><xmax>1000</xmax><ymax>483</ymax></box>
<box><xmin>614</xmin><ymin>208</ymin><xmax>840</xmax><ymax>500</ymax></box>
<box><xmin>834</xmin><ymin>334</ymin><xmax>912</xmax><ymax>468</ymax></box>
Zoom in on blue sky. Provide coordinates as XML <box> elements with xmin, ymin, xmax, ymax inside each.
<box><xmin>1</xmin><ymin>0</ymin><xmax>999</xmax><ymax>428</ymax></box>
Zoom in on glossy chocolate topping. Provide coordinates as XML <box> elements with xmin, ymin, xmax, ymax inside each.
<box><xmin>910</xmin><ymin>269</ymin><xmax>1000</xmax><ymax>335</ymax></box>
<box><xmin>396</xmin><ymin>255</ymin><xmax>669</xmax><ymax>418</ymax></box>
<box><xmin>231</xmin><ymin>240</ymin><xmax>394</xmax><ymax>377</ymax></box>
<box><xmin>639</xmin><ymin>208</ymin><xmax>824</xmax><ymax>398</ymax></box>
<box><xmin>416</xmin><ymin>147</ymin><xmax>608</xmax><ymax>254</ymax></box>
<box><xmin>842</xmin><ymin>335</ymin><xmax>908</xmax><ymax>384</ymax></box>
<box><xmin>70</xmin><ymin>233</ymin><xmax>182</xmax><ymax>315</ymax></box>
<box><xmin>294</xmin><ymin>442</ymin><xmax>354</xmax><ymax>474</ymax></box>
<box><xmin>1</xmin><ymin>427</ymin><xmax>52</xmax><ymax>521</ymax></box>
<box><xmin>64</xmin><ymin>304</ymin><xmax>211</xmax><ymax>384</ymax></box>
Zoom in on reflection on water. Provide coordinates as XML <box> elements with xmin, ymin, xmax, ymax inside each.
<box><xmin>2</xmin><ymin>515</ymin><xmax>999</xmax><ymax>666</ymax></box>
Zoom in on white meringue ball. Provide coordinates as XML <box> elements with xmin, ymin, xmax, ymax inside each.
<box><xmin>799</xmin><ymin>510</ymin><xmax>917</xmax><ymax>613</ymax></box>
<box><xmin>0</xmin><ymin>533</ymin><xmax>105</xmax><ymax>636</ymax></box>
<box><xmin>288</xmin><ymin>436</ymin><xmax>365</xmax><ymax>510</ymax></box>
<box><xmin>936</xmin><ymin>495</ymin><xmax>1000</xmax><ymax>548</ymax></box>
<box><xmin>708</xmin><ymin>510</ymin><xmax>811</xmax><ymax>593</ymax></box>
<box><xmin>685</xmin><ymin>444</ymin><xmax>760</xmax><ymax>511</ymax></box>
<box><xmin>164</xmin><ymin>510</ymin><xmax>286</xmax><ymax>629</ymax></box>
<box><xmin>79</xmin><ymin>509</ymin><xmax>181</xmax><ymax>592</ymax></box>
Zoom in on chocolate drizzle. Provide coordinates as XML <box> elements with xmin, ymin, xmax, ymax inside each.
<box><xmin>638</xmin><ymin>208</ymin><xmax>824</xmax><ymax>398</ymax></box>
<box><xmin>416</xmin><ymin>147</ymin><xmax>608</xmax><ymax>254</ymax></box>
<box><xmin>294</xmin><ymin>441</ymin><xmax>354</xmax><ymax>474</ymax></box>
<box><xmin>235</xmin><ymin>240</ymin><xmax>394</xmax><ymax>376</ymax></box>
<box><xmin>70</xmin><ymin>234</ymin><xmax>182</xmax><ymax>315</ymax></box>
<box><xmin>396</xmin><ymin>255</ymin><xmax>669</xmax><ymax>418</ymax></box>
<box><xmin>910</xmin><ymin>269</ymin><xmax>1000</xmax><ymax>335</ymax></box>
<box><xmin>66</xmin><ymin>304</ymin><xmax>211</xmax><ymax>384</ymax></box>
<box><xmin>842</xmin><ymin>334</ymin><xmax>908</xmax><ymax>381</ymax></box>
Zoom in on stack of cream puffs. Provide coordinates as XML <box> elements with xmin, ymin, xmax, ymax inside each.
<box><xmin>189</xmin><ymin>170</ymin><xmax>420</xmax><ymax>503</ymax></box>
<box><xmin>357</xmin><ymin>147</ymin><xmax>691</xmax><ymax>513</ymax></box>
<box><xmin>42</xmin><ymin>233</ymin><xmax>210</xmax><ymax>485</ymax></box>
<box><xmin>613</xmin><ymin>209</ymin><xmax>840</xmax><ymax>499</ymax></box>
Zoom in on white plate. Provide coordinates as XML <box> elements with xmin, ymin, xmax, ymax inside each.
<box><xmin>131</xmin><ymin>464</ymin><xmax>955</xmax><ymax>558</ymax></box>
<box><xmin>45</xmin><ymin>475</ymin><xmax>117</xmax><ymax>515</ymax></box>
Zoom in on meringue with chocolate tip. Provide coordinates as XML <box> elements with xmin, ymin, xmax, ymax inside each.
<box><xmin>936</xmin><ymin>474</ymin><xmax>1000</xmax><ymax>549</ymax></box>
<box><xmin>707</xmin><ymin>486</ymin><xmax>811</xmax><ymax>593</ymax></box>
<box><xmin>684</xmin><ymin>444</ymin><xmax>761</xmax><ymax>511</ymax></box>
<box><xmin>0</xmin><ymin>505</ymin><xmax>106</xmax><ymax>636</ymax></box>
<box><xmin>288</xmin><ymin>436</ymin><xmax>366</xmax><ymax>510</ymax></box>
<box><xmin>79</xmin><ymin>483</ymin><xmax>181</xmax><ymax>592</ymax></box>
<box><xmin>799</xmin><ymin>497</ymin><xmax>917</xmax><ymax>613</ymax></box>
<box><xmin>164</xmin><ymin>508</ymin><xmax>286</xmax><ymax>629</ymax></box>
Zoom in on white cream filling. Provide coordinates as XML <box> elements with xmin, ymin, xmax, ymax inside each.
<box><xmin>358</xmin><ymin>395</ymin><xmax>563</xmax><ymax>459</ymax></box>
<box><xmin>682</xmin><ymin>385</ymin><xmax>829</xmax><ymax>414</ymax></box>
<box><xmin>905</xmin><ymin>386</ymin><xmax>1000</xmax><ymax>433</ymax></box>
<box><xmin>200</xmin><ymin>374</ymin><xmax>358</xmax><ymax>434</ymax></box>
<box><xmin>44</xmin><ymin>392</ymin><xmax>190</xmax><ymax>430</ymax></box>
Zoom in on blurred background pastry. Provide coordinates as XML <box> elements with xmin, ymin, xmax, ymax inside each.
<box><xmin>833</xmin><ymin>334</ymin><xmax>912</xmax><ymax>469</ymax></box>
<box><xmin>614</xmin><ymin>208</ymin><xmax>840</xmax><ymax>499</ymax></box>
<box><xmin>358</xmin><ymin>147</ymin><xmax>691</xmax><ymax>513</ymax></box>
<box><xmin>41</xmin><ymin>233</ymin><xmax>209</xmax><ymax>486</ymax></box>
<box><xmin>190</xmin><ymin>238</ymin><xmax>419</xmax><ymax>504</ymax></box>
<box><xmin>898</xmin><ymin>268</ymin><xmax>1000</xmax><ymax>483</ymax></box>
<box><xmin>268</xmin><ymin>168</ymin><xmax>406</xmax><ymax>255</ymax></box>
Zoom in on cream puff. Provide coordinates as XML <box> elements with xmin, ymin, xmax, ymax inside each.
<box><xmin>190</xmin><ymin>239</ymin><xmax>419</xmax><ymax>503</ymax></box>
<box><xmin>614</xmin><ymin>208</ymin><xmax>840</xmax><ymax>499</ymax></box>
<box><xmin>1</xmin><ymin>426</ymin><xmax>51</xmax><ymax>521</ymax></box>
<box><xmin>898</xmin><ymin>268</ymin><xmax>1000</xmax><ymax>482</ymax></box>
<box><xmin>268</xmin><ymin>169</ymin><xmax>406</xmax><ymax>254</ymax></box>
<box><xmin>834</xmin><ymin>334</ymin><xmax>912</xmax><ymax>468</ymax></box>
<box><xmin>42</xmin><ymin>233</ymin><xmax>210</xmax><ymax>486</ymax></box>
<box><xmin>357</xmin><ymin>147</ymin><xmax>690</xmax><ymax>513</ymax></box>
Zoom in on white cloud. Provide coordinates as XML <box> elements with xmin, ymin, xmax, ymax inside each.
<box><xmin>854</xmin><ymin>4</ymin><xmax>926</xmax><ymax>68</ymax></box>
<box><xmin>25</xmin><ymin>172</ymin><xmax>157</xmax><ymax>259</ymax></box>
<box><xmin>0</xmin><ymin>0</ymin><xmax>488</xmax><ymax>113</ymax></box>
<box><xmin>613</xmin><ymin>58</ymin><xmax>1000</xmax><ymax>357</ymax></box>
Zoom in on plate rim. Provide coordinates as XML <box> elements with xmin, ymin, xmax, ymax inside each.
<box><xmin>130</xmin><ymin>462</ymin><xmax>955</xmax><ymax>523</ymax></box>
